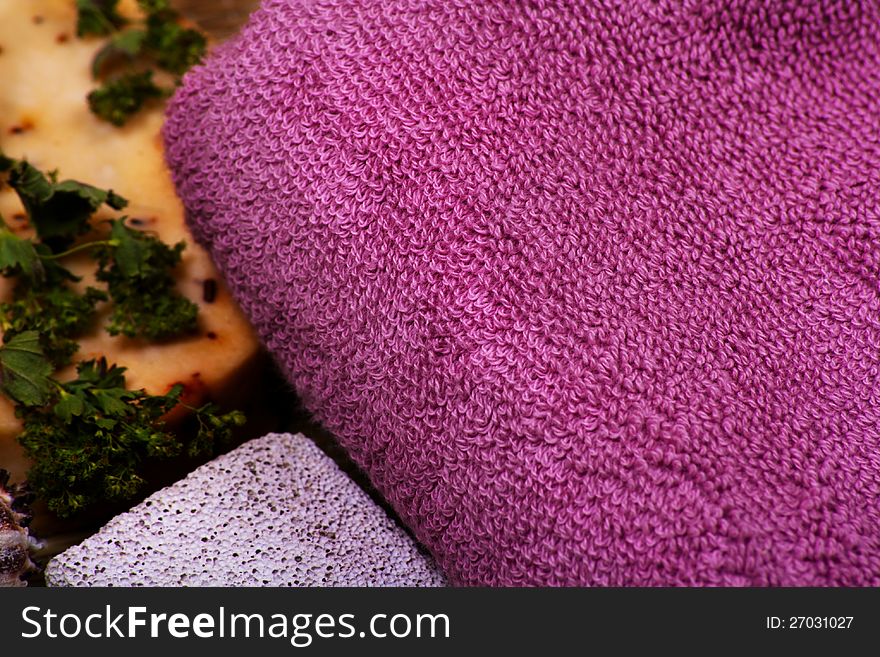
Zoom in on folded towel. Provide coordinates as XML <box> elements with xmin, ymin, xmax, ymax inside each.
<box><xmin>163</xmin><ymin>0</ymin><xmax>880</xmax><ymax>585</ymax></box>
<box><xmin>46</xmin><ymin>433</ymin><xmax>446</xmax><ymax>587</ymax></box>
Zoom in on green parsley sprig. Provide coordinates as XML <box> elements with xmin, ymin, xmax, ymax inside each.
<box><xmin>76</xmin><ymin>0</ymin><xmax>127</xmax><ymax>37</ymax></box>
<box><xmin>2</xmin><ymin>157</ymin><xmax>128</xmax><ymax>246</ymax></box>
<box><xmin>1</xmin><ymin>342</ymin><xmax>245</xmax><ymax>517</ymax></box>
<box><xmin>0</xmin><ymin>154</ymin><xmax>198</xmax><ymax>353</ymax></box>
<box><xmin>79</xmin><ymin>0</ymin><xmax>207</xmax><ymax>126</ymax></box>
<box><xmin>87</xmin><ymin>71</ymin><xmax>166</xmax><ymax>127</ymax></box>
<box><xmin>0</xmin><ymin>155</ymin><xmax>245</xmax><ymax>517</ymax></box>
<box><xmin>95</xmin><ymin>218</ymin><xmax>198</xmax><ymax>339</ymax></box>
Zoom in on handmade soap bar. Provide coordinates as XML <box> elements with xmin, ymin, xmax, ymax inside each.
<box><xmin>0</xmin><ymin>0</ymin><xmax>262</xmax><ymax>489</ymax></box>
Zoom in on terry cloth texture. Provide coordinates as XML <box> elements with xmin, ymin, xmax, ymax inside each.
<box><xmin>164</xmin><ymin>0</ymin><xmax>880</xmax><ymax>586</ymax></box>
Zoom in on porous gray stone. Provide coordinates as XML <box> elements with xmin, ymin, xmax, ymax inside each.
<box><xmin>46</xmin><ymin>433</ymin><xmax>446</xmax><ymax>586</ymax></box>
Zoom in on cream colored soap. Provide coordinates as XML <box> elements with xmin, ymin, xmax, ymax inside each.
<box><xmin>0</xmin><ymin>0</ymin><xmax>262</xmax><ymax>485</ymax></box>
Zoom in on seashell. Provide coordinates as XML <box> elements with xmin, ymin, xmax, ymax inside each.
<box><xmin>0</xmin><ymin>470</ymin><xmax>36</xmax><ymax>587</ymax></box>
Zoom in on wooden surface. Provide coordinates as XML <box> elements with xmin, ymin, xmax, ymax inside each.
<box><xmin>176</xmin><ymin>0</ymin><xmax>259</xmax><ymax>39</ymax></box>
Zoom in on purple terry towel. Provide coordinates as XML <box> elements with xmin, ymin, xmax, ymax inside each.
<box><xmin>163</xmin><ymin>0</ymin><xmax>880</xmax><ymax>586</ymax></box>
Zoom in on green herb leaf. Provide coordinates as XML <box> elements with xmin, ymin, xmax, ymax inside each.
<box><xmin>6</xmin><ymin>160</ymin><xmax>54</xmax><ymax>214</ymax></box>
<box><xmin>18</xmin><ymin>357</ymin><xmax>181</xmax><ymax>517</ymax></box>
<box><xmin>108</xmin><ymin>216</ymin><xmax>151</xmax><ymax>277</ymax></box>
<box><xmin>95</xmin><ymin>219</ymin><xmax>198</xmax><ymax>340</ymax></box>
<box><xmin>0</xmin><ymin>217</ymin><xmax>43</xmax><ymax>281</ymax></box>
<box><xmin>76</xmin><ymin>0</ymin><xmax>127</xmax><ymax>37</ymax></box>
<box><xmin>188</xmin><ymin>404</ymin><xmax>246</xmax><ymax>457</ymax></box>
<box><xmin>0</xmin><ymin>331</ymin><xmax>55</xmax><ymax>407</ymax></box>
<box><xmin>144</xmin><ymin>15</ymin><xmax>206</xmax><ymax>75</ymax></box>
<box><xmin>5</xmin><ymin>160</ymin><xmax>128</xmax><ymax>243</ymax></box>
<box><xmin>87</xmin><ymin>71</ymin><xmax>166</xmax><ymax>127</ymax></box>
<box><xmin>59</xmin><ymin>359</ymin><xmax>138</xmax><ymax>418</ymax></box>
<box><xmin>1</xmin><ymin>284</ymin><xmax>107</xmax><ymax>368</ymax></box>
<box><xmin>53</xmin><ymin>390</ymin><xmax>86</xmax><ymax>423</ymax></box>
